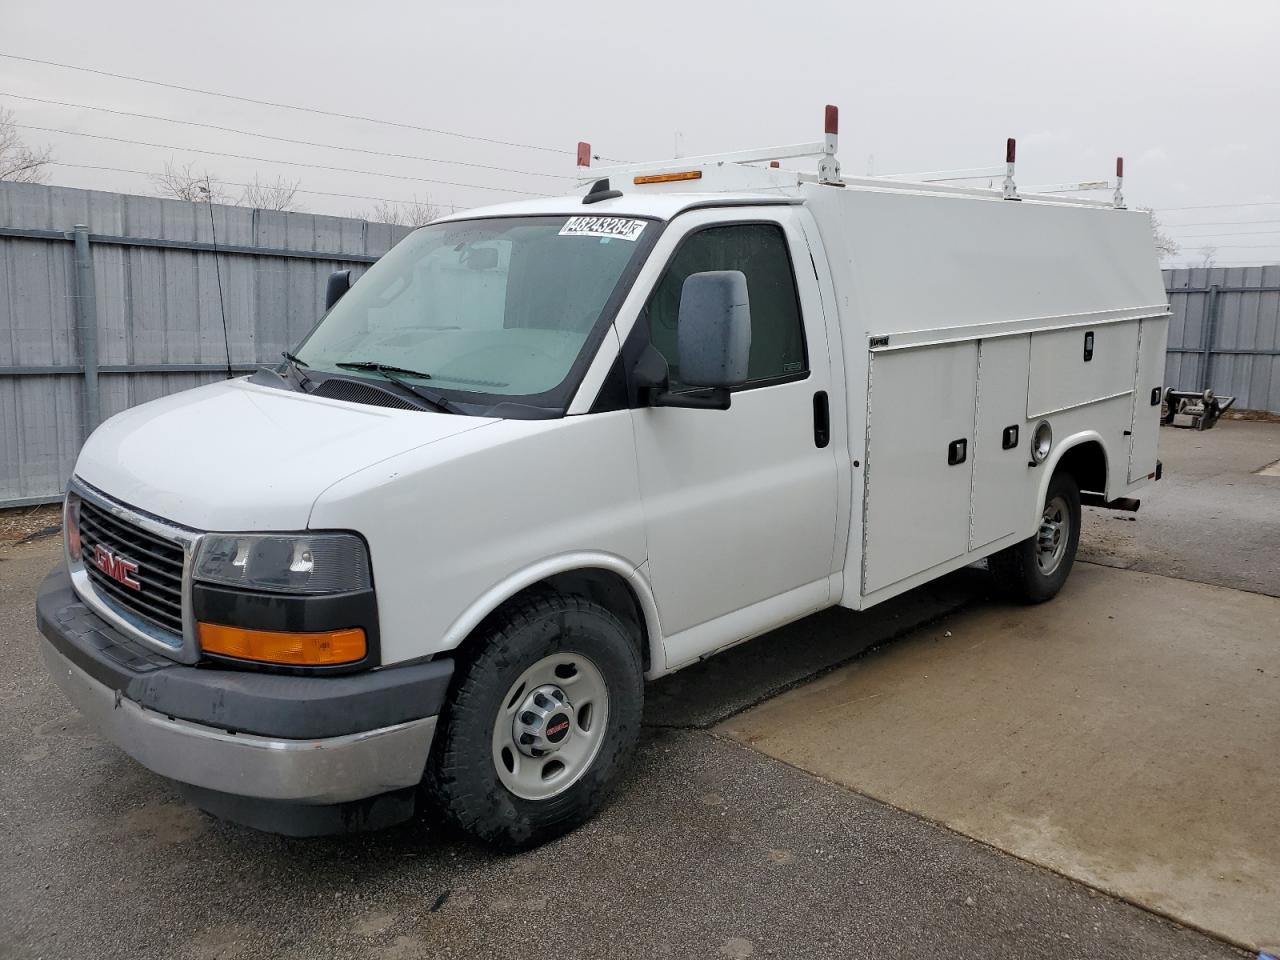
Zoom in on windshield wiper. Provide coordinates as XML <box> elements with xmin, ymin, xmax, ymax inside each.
<box><xmin>280</xmin><ymin>350</ymin><xmax>310</xmax><ymax>386</ymax></box>
<box><xmin>335</xmin><ymin>360</ymin><xmax>433</xmax><ymax>380</ymax></box>
<box><xmin>334</xmin><ymin>360</ymin><xmax>461</xmax><ymax>414</ymax></box>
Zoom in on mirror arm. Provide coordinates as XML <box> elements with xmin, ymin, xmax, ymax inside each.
<box><xmin>632</xmin><ymin>344</ymin><xmax>732</xmax><ymax>410</ymax></box>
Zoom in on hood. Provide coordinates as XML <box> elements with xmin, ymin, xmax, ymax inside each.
<box><xmin>74</xmin><ymin>378</ymin><xmax>496</xmax><ymax>531</ymax></box>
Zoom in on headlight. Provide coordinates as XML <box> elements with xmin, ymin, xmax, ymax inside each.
<box><xmin>1031</xmin><ymin>420</ymin><xmax>1053</xmax><ymax>464</ymax></box>
<box><xmin>194</xmin><ymin>533</ymin><xmax>371</xmax><ymax>594</ymax></box>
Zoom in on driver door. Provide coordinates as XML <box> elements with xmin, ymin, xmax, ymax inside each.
<box><xmin>627</xmin><ymin>209</ymin><xmax>839</xmax><ymax>667</ymax></box>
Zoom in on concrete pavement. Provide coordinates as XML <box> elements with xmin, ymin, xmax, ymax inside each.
<box><xmin>1080</xmin><ymin>420</ymin><xmax>1280</xmax><ymax>597</ymax></box>
<box><xmin>721</xmin><ymin>563</ymin><xmax>1280</xmax><ymax>951</ymax></box>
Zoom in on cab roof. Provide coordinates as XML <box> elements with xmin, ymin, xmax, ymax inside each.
<box><xmin>432</xmin><ymin>191</ymin><xmax>801</xmax><ymax>225</ymax></box>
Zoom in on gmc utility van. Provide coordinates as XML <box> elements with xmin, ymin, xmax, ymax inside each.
<box><xmin>36</xmin><ymin>109</ymin><xmax>1167</xmax><ymax>846</ymax></box>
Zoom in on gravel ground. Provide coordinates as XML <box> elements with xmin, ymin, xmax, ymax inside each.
<box><xmin>0</xmin><ymin>504</ymin><xmax>61</xmax><ymax>545</ymax></box>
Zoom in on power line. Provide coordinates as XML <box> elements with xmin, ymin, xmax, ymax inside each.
<box><xmin>1</xmin><ymin>91</ymin><xmax>570</xmax><ymax>181</ymax></box>
<box><xmin>1158</xmin><ymin>200</ymin><xmax>1280</xmax><ymax>212</ymax></box>
<box><xmin>1167</xmin><ymin>227</ymin><xmax>1280</xmax><ymax>238</ymax></box>
<box><xmin>1173</xmin><ymin>242</ymin><xmax>1280</xmax><ymax>250</ymax></box>
<box><xmin>0</xmin><ymin>51</ymin><xmax>626</xmax><ymax>162</ymax></box>
<box><xmin>1162</xmin><ymin>218</ymin><xmax>1280</xmax><ymax>228</ymax></box>
<box><xmin>18</xmin><ymin>123</ymin><xmax>553</xmax><ymax>197</ymax></box>
<box><xmin>49</xmin><ymin>160</ymin><xmax>469</xmax><ymax>211</ymax></box>
<box><xmin>0</xmin><ymin>51</ymin><xmax>585</xmax><ymax>158</ymax></box>
<box><xmin>1169</xmin><ymin>261</ymin><xmax>1280</xmax><ymax>267</ymax></box>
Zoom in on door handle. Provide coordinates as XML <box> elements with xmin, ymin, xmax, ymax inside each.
<box><xmin>947</xmin><ymin>438</ymin><xmax>968</xmax><ymax>465</ymax></box>
<box><xmin>813</xmin><ymin>391</ymin><xmax>830</xmax><ymax>448</ymax></box>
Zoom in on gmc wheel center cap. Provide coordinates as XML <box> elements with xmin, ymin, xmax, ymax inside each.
<box><xmin>545</xmin><ymin>713</ymin><xmax>571</xmax><ymax>743</ymax></box>
<box><xmin>512</xmin><ymin>685</ymin><xmax>575</xmax><ymax>757</ymax></box>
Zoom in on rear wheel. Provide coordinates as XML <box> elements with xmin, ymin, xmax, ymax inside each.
<box><xmin>426</xmin><ymin>592</ymin><xmax>643</xmax><ymax>848</ymax></box>
<box><xmin>988</xmin><ymin>471</ymin><xmax>1082</xmax><ymax>603</ymax></box>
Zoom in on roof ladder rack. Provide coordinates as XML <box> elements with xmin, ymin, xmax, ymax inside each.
<box><xmin>575</xmin><ymin>105</ymin><xmax>844</xmax><ymax>187</ymax></box>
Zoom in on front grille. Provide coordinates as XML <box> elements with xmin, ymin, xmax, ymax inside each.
<box><xmin>78</xmin><ymin>499</ymin><xmax>186</xmax><ymax>637</ymax></box>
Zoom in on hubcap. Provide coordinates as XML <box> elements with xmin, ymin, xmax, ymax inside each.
<box><xmin>492</xmin><ymin>653</ymin><xmax>609</xmax><ymax>801</ymax></box>
<box><xmin>1037</xmin><ymin>494</ymin><xmax>1070</xmax><ymax>575</ymax></box>
<box><xmin>512</xmin><ymin>685</ymin><xmax>575</xmax><ymax>757</ymax></box>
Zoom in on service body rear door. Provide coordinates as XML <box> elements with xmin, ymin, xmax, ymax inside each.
<box><xmin>1129</xmin><ymin>315</ymin><xmax>1169</xmax><ymax>482</ymax></box>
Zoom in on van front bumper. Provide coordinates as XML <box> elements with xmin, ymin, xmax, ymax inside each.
<box><xmin>36</xmin><ymin>566</ymin><xmax>453</xmax><ymax>828</ymax></box>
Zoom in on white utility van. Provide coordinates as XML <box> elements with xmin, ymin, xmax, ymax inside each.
<box><xmin>36</xmin><ymin>108</ymin><xmax>1168</xmax><ymax>846</ymax></box>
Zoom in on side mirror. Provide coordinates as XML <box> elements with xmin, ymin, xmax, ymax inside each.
<box><xmin>677</xmin><ymin>270</ymin><xmax>751</xmax><ymax>388</ymax></box>
<box><xmin>633</xmin><ymin>271</ymin><xmax>752</xmax><ymax>411</ymax></box>
<box><xmin>325</xmin><ymin>269</ymin><xmax>352</xmax><ymax>311</ymax></box>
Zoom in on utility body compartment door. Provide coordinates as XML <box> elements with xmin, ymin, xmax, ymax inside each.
<box><xmin>862</xmin><ymin>342</ymin><xmax>978</xmax><ymax>594</ymax></box>
<box><xmin>969</xmin><ymin>336</ymin><xmax>1033</xmax><ymax>550</ymax></box>
<box><xmin>1129</xmin><ymin>316</ymin><xmax>1169</xmax><ymax>482</ymax></box>
<box><xmin>1027</xmin><ymin>320</ymin><xmax>1140</xmax><ymax>418</ymax></box>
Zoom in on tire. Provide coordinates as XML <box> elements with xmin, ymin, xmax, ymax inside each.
<box><xmin>425</xmin><ymin>592</ymin><xmax>643</xmax><ymax>848</ymax></box>
<box><xmin>988</xmin><ymin>471</ymin><xmax>1082</xmax><ymax>604</ymax></box>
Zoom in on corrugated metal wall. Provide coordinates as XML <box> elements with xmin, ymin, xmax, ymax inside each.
<box><xmin>1164</xmin><ymin>265</ymin><xmax>1280</xmax><ymax>415</ymax></box>
<box><xmin>0</xmin><ymin>181</ymin><xmax>412</xmax><ymax>506</ymax></box>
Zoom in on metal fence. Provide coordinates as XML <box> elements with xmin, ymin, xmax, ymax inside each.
<box><xmin>0</xmin><ymin>181</ymin><xmax>412</xmax><ymax>507</ymax></box>
<box><xmin>1163</xmin><ymin>265</ymin><xmax>1280</xmax><ymax>415</ymax></box>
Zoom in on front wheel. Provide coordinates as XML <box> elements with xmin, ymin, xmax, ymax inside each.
<box><xmin>425</xmin><ymin>592</ymin><xmax>643</xmax><ymax>848</ymax></box>
<box><xmin>988</xmin><ymin>471</ymin><xmax>1082</xmax><ymax>603</ymax></box>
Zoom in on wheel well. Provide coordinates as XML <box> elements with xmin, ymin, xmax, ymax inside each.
<box><xmin>1054</xmin><ymin>440</ymin><xmax>1107</xmax><ymax>494</ymax></box>
<box><xmin>456</xmin><ymin>568</ymin><xmax>651</xmax><ymax>673</ymax></box>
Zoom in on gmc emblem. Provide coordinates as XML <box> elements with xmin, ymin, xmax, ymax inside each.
<box><xmin>93</xmin><ymin>544</ymin><xmax>141</xmax><ymax>590</ymax></box>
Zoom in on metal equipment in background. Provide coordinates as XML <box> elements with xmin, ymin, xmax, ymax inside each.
<box><xmin>1162</xmin><ymin>388</ymin><xmax>1235</xmax><ymax>430</ymax></box>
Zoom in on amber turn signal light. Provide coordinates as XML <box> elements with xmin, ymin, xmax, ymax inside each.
<box><xmin>198</xmin><ymin>622</ymin><xmax>366</xmax><ymax>666</ymax></box>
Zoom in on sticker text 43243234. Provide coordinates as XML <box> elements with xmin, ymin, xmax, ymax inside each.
<box><xmin>558</xmin><ymin>216</ymin><xmax>647</xmax><ymax>242</ymax></box>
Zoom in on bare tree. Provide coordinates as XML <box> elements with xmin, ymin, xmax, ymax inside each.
<box><xmin>240</xmin><ymin>174</ymin><xmax>303</xmax><ymax>212</ymax></box>
<box><xmin>1142</xmin><ymin>208</ymin><xmax>1180</xmax><ymax>259</ymax></box>
<box><xmin>1197</xmin><ymin>246</ymin><xmax>1218</xmax><ymax>269</ymax></box>
<box><xmin>350</xmin><ymin>196</ymin><xmax>444</xmax><ymax>227</ymax></box>
<box><xmin>0</xmin><ymin>107</ymin><xmax>53</xmax><ymax>183</ymax></box>
<box><xmin>150</xmin><ymin>159</ymin><xmax>229</xmax><ymax>203</ymax></box>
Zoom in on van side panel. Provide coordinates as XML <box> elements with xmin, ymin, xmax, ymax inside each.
<box><xmin>802</xmin><ymin>183</ymin><xmax>1167</xmax><ymax>609</ymax></box>
<box><xmin>309</xmin><ymin>411</ymin><xmax>648</xmax><ymax>667</ymax></box>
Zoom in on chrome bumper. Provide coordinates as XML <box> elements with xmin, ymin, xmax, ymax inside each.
<box><xmin>39</xmin><ymin>637</ymin><xmax>437</xmax><ymax>805</ymax></box>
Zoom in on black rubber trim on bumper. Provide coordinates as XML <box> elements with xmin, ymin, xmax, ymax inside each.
<box><xmin>36</xmin><ymin>565</ymin><xmax>453</xmax><ymax>740</ymax></box>
<box><xmin>192</xmin><ymin>580</ymin><xmax>380</xmax><ymax>676</ymax></box>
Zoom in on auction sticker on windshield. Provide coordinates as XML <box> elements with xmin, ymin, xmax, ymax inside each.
<box><xmin>559</xmin><ymin>217</ymin><xmax>647</xmax><ymax>241</ymax></box>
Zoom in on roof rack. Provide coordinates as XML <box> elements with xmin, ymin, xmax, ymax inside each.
<box><xmin>576</xmin><ymin>105</ymin><xmax>843</xmax><ymax>188</ymax></box>
<box><xmin>575</xmin><ymin>111</ymin><xmax>1128</xmax><ymax>210</ymax></box>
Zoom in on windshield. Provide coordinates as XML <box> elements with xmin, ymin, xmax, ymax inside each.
<box><xmin>295</xmin><ymin>215</ymin><xmax>656</xmax><ymax>409</ymax></box>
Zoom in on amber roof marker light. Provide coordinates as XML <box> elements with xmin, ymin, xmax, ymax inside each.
<box><xmin>633</xmin><ymin>170</ymin><xmax>703</xmax><ymax>185</ymax></box>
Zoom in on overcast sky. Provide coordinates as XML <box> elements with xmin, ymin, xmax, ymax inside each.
<box><xmin>4</xmin><ymin>0</ymin><xmax>1279</xmax><ymax>267</ymax></box>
